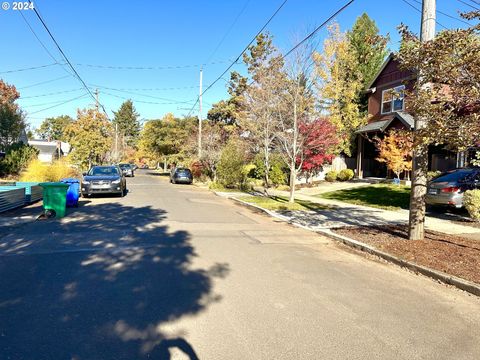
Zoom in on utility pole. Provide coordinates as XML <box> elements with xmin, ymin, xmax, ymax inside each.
<box><xmin>95</xmin><ymin>88</ymin><xmax>99</xmax><ymax>112</ymax></box>
<box><xmin>198</xmin><ymin>68</ymin><xmax>203</xmax><ymax>159</ymax></box>
<box><xmin>408</xmin><ymin>0</ymin><xmax>435</xmax><ymax>241</ymax></box>
<box><xmin>115</xmin><ymin>122</ymin><xmax>118</xmax><ymax>162</ymax></box>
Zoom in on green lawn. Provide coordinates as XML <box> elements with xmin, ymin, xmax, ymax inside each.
<box><xmin>318</xmin><ymin>184</ymin><xmax>411</xmax><ymax>211</ymax></box>
<box><xmin>238</xmin><ymin>195</ymin><xmax>331</xmax><ymax>211</ymax></box>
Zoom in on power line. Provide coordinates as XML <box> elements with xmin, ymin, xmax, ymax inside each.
<box><xmin>21</xmin><ymin>88</ymin><xmax>83</xmax><ymax>99</ymax></box>
<box><xmin>18</xmin><ymin>75</ymin><xmax>71</xmax><ymax>90</ymax></box>
<box><xmin>17</xmin><ymin>10</ymin><xmax>75</xmax><ymax>79</ymax></box>
<box><xmin>400</xmin><ymin>0</ymin><xmax>448</xmax><ymax>29</ymax></box>
<box><xmin>22</xmin><ymin>96</ymin><xmax>86</xmax><ymax>108</ymax></box>
<box><xmin>75</xmin><ymin>59</ymin><xmax>231</xmax><ymax>70</ymax></box>
<box><xmin>457</xmin><ymin>0</ymin><xmax>480</xmax><ymax>11</ymax></box>
<box><xmin>0</xmin><ymin>63</ymin><xmax>58</xmax><ymax>74</ymax></box>
<box><xmin>100</xmin><ymin>90</ymin><xmax>198</xmax><ymax>106</ymax></box>
<box><xmin>26</xmin><ymin>93</ymin><xmax>89</xmax><ymax>115</ymax></box>
<box><xmin>205</xmin><ymin>0</ymin><xmax>251</xmax><ymax>64</ymax></box>
<box><xmin>186</xmin><ymin>0</ymin><xmax>290</xmax><ymax>117</ymax></box>
<box><xmin>412</xmin><ymin>0</ymin><xmax>472</xmax><ymax>26</ymax></box>
<box><xmin>90</xmin><ymin>85</ymin><xmax>196</xmax><ymax>103</ymax></box>
<box><xmin>27</xmin><ymin>0</ymin><xmax>109</xmax><ymax>118</ymax></box>
<box><xmin>88</xmin><ymin>84</ymin><xmax>199</xmax><ymax>92</ymax></box>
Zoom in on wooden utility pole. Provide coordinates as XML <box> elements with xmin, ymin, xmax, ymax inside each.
<box><xmin>198</xmin><ymin>68</ymin><xmax>203</xmax><ymax>159</ymax></box>
<box><xmin>408</xmin><ymin>0</ymin><xmax>436</xmax><ymax>240</ymax></box>
<box><xmin>95</xmin><ymin>88</ymin><xmax>99</xmax><ymax>112</ymax></box>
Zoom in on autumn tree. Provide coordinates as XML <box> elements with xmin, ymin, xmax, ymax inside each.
<box><xmin>64</xmin><ymin>108</ymin><xmax>113</xmax><ymax>169</ymax></box>
<box><xmin>298</xmin><ymin>118</ymin><xmax>338</xmax><ymax>183</ymax></box>
<box><xmin>314</xmin><ymin>24</ymin><xmax>367</xmax><ymax>156</ymax></box>
<box><xmin>0</xmin><ymin>79</ymin><xmax>25</xmax><ymax>150</ymax></box>
<box><xmin>200</xmin><ymin>122</ymin><xmax>232</xmax><ymax>182</ymax></box>
<box><xmin>398</xmin><ymin>11</ymin><xmax>480</xmax><ymax>240</ymax></box>
<box><xmin>374</xmin><ymin>129</ymin><xmax>413</xmax><ymax>180</ymax></box>
<box><xmin>36</xmin><ymin>115</ymin><xmax>73</xmax><ymax>141</ymax></box>
<box><xmin>241</xmin><ymin>33</ymin><xmax>286</xmax><ymax>190</ymax></box>
<box><xmin>139</xmin><ymin>113</ymin><xmax>196</xmax><ymax>167</ymax></box>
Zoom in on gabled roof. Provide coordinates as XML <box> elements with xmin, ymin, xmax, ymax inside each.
<box><xmin>365</xmin><ymin>53</ymin><xmax>395</xmax><ymax>91</ymax></box>
<box><xmin>355</xmin><ymin>111</ymin><xmax>415</xmax><ymax>134</ymax></box>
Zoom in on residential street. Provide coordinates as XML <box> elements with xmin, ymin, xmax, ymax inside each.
<box><xmin>1</xmin><ymin>170</ymin><xmax>479</xmax><ymax>360</ymax></box>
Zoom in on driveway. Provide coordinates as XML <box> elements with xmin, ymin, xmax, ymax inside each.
<box><xmin>0</xmin><ymin>170</ymin><xmax>479</xmax><ymax>359</ymax></box>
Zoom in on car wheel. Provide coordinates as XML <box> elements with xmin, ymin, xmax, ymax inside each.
<box><xmin>82</xmin><ymin>193</ymin><xmax>89</xmax><ymax>198</ymax></box>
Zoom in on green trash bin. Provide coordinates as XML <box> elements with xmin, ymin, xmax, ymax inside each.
<box><xmin>39</xmin><ymin>182</ymin><xmax>70</xmax><ymax>218</ymax></box>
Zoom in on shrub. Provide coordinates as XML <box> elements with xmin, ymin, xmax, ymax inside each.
<box><xmin>0</xmin><ymin>143</ymin><xmax>38</xmax><ymax>176</ymax></box>
<box><xmin>20</xmin><ymin>159</ymin><xmax>80</xmax><ymax>182</ymax></box>
<box><xmin>463</xmin><ymin>190</ymin><xmax>480</xmax><ymax>221</ymax></box>
<box><xmin>337</xmin><ymin>169</ymin><xmax>354</xmax><ymax>181</ymax></box>
<box><xmin>252</xmin><ymin>153</ymin><xmax>287</xmax><ymax>186</ymax></box>
<box><xmin>217</xmin><ymin>139</ymin><xmax>247</xmax><ymax>187</ymax></box>
<box><xmin>208</xmin><ymin>181</ymin><xmax>225</xmax><ymax>190</ymax></box>
<box><xmin>325</xmin><ymin>170</ymin><xmax>337</xmax><ymax>182</ymax></box>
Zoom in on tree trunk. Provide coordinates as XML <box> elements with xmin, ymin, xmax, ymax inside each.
<box><xmin>289</xmin><ymin>163</ymin><xmax>296</xmax><ymax>203</ymax></box>
<box><xmin>408</xmin><ymin>143</ymin><xmax>428</xmax><ymax>240</ymax></box>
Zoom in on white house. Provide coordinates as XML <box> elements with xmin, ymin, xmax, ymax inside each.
<box><xmin>28</xmin><ymin>140</ymin><xmax>71</xmax><ymax>163</ymax></box>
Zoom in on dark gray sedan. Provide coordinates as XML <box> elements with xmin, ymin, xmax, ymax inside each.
<box><xmin>426</xmin><ymin>168</ymin><xmax>480</xmax><ymax>208</ymax></box>
<box><xmin>81</xmin><ymin>165</ymin><xmax>127</xmax><ymax>197</ymax></box>
<box><xmin>170</xmin><ymin>167</ymin><xmax>193</xmax><ymax>184</ymax></box>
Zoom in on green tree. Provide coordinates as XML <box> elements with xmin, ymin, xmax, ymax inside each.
<box><xmin>36</xmin><ymin>115</ymin><xmax>74</xmax><ymax>141</ymax></box>
<box><xmin>348</xmin><ymin>13</ymin><xmax>389</xmax><ymax>112</ymax></box>
<box><xmin>139</xmin><ymin>113</ymin><xmax>196</xmax><ymax>166</ymax></box>
<box><xmin>216</xmin><ymin>137</ymin><xmax>248</xmax><ymax>187</ymax></box>
<box><xmin>0</xmin><ymin>79</ymin><xmax>25</xmax><ymax>150</ymax></box>
<box><xmin>207</xmin><ymin>71</ymin><xmax>247</xmax><ymax>126</ymax></box>
<box><xmin>65</xmin><ymin>108</ymin><xmax>113</xmax><ymax>169</ymax></box>
<box><xmin>113</xmin><ymin>100</ymin><xmax>141</xmax><ymax>147</ymax></box>
<box><xmin>0</xmin><ymin>143</ymin><xmax>38</xmax><ymax>176</ymax></box>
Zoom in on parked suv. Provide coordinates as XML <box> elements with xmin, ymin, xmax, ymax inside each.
<box><xmin>170</xmin><ymin>167</ymin><xmax>193</xmax><ymax>184</ymax></box>
<box><xmin>118</xmin><ymin>163</ymin><xmax>135</xmax><ymax>177</ymax></box>
<box><xmin>81</xmin><ymin>165</ymin><xmax>127</xmax><ymax>197</ymax></box>
<box><xmin>426</xmin><ymin>168</ymin><xmax>480</xmax><ymax>208</ymax></box>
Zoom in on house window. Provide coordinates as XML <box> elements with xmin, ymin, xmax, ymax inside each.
<box><xmin>381</xmin><ymin>85</ymin><xmax>405</xmax><ymax>114</ymax></box>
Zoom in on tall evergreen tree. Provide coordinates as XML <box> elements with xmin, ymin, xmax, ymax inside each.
<box><xmin>347</xmin><ymin>13</ymin><xmax>389</xmax><ymax>112</ymax></box>
<box><xmin>113</xmin><ymin>100</ymin><xmax>140</xmax><ymax>147</ymax></box>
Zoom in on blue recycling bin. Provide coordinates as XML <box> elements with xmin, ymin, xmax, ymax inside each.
<box><xmin>60</xmin><ymin>178</ymin><xmax>80</xmax><ymax>207</ymax></box>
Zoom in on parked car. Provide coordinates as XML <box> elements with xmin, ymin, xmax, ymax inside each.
<box><xmin>170</xmin><ymin>167</ymin><xmax>193</xmax><ymax>184</ymax></box>
<box><xmin>118</xmin><ymin>163</ymin><xmax>135</xmax><ymax>177</ymax></box>
<box><xmin>426</xmin><ymin>168</ymin><xmax>480</xmax><ymax>208</ymax></box>
<box><xmin>81</xmin><ymin>165</ymin><xmax>127</xmax><ymax>197</ymax></box>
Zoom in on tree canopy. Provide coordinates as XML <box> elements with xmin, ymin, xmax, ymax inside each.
<box><xmin>0</xmin><ymin>79</ymin><xmax>25</xmax><ymax>150</ymax></box>
<box><xmin>113</xmin><ymin>100</ymin><xmax>141</xmax><ymax>147</ymax></box>
<box><xmin>36</xmin><ymin>115</ymin><xmax>74</xmax><ymax>141</ymax></box>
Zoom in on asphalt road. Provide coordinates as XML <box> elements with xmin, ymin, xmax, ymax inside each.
<box><xmin>1</xmin><ymin>170</ymin><xmax>479</xmax><ymax>359</ymax></box>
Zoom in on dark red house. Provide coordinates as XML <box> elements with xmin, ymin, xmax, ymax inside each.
<box><xmin>354</xmin><ymin>54</ymin><xmax>462</xmax><ymax>179</ymax></box>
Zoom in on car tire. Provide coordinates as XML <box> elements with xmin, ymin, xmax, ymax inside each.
<box><xmin>82</xmin><ymin>193</ymin><xmax>89</xmax><ymax>198</ymax></box>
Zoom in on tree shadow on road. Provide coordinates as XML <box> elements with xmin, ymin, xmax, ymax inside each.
<box><xmin>0</xmin><ymin>202</ymin><xmax>228</xmax><ymax>359</ymax></box>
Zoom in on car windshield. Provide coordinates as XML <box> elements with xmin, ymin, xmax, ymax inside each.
<box><xmin>119</xmin><ymin>164</ymin><xmax>130</xmax><ymax>169</ymax></box>
<box><xmin>88</xmin><ymin>167</ymin><xmax>120</xmax><ymax>176</ymax></box>
<box><xmin>433</xmin><ymin>169</ymin><xmax>475</xmax><ymax>183</ymax></box>
<box><xmin>176</xmin><ymin>168</ymin><xmax>191</xmax><ymax>174</ymax></box>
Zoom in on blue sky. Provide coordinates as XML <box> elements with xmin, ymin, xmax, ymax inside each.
<box><xmin>0</xmin><ymin>0</ymin><xmax>475</xmax><ymax>129</ymax></box>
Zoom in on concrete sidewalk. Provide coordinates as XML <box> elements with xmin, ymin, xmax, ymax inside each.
<box><xmin>235</xmin><ymin>188</ymin><xmax>480</xmax><ymax>237</ymax></box>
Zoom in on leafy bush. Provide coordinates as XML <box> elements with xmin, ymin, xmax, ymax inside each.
<box><xmin>20</xmin><ymin>159</ymin><xmax>80</xmax><ymax>182</ymax></box>
<box><xmin>325</xmin><ymin>170</ymin><xmax>338</xmax><ymax>182</ymax></box>
<box><xmin>427</xmin><ymin>170</ymin><xmax>442</xmax><ymax>181</ymax></box>
<box><xmin>216</xmin><ymin>139</ymin><xmax>247</xmax><ymax>187</ymax></box>
<box><xmin>208</xmin><ymin>181</ymin><xmax>225</xmax><ymax>190</ymax></box>
<box><xmin>337</xmin><ymin>169</ymin><xmax>354</xmax><ymax>181</ymax></box>
<box><xmin>252</xmin><ymin>153</ymin><xmax>287</xmax><ymax>186</ymax></box>
<box><xmin>0</xmin><ymin>143</ymin><xmax>38</xmax><ymax>176</ymax></box>
<box><xmin>463</xmin><ymin>190</ymin><xmax>480</xmax><ymax>221</ymax></box>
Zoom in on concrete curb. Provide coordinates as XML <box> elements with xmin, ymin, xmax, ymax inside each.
<box><xmin>227</xmin><ymin>195</ymin><xmax>480</xmax><ymax>297</ymax></box>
